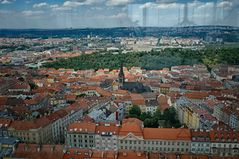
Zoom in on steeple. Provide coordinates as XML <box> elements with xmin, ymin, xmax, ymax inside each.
<box><xmin>118</xmin><ymin>63</ymin><xmax>125</xmax><ymax>87</ymax></box>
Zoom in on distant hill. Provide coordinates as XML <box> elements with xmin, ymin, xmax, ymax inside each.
<box><xmin>0</xmin><ymin>26</ymin><xmax>239</xmax><ymax>42</ymax></box>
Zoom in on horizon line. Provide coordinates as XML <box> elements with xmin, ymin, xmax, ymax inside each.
<box><xmin>0</xmin><ymin>25</ymin><xmax>238</xmax><ymax>30</ymax></box>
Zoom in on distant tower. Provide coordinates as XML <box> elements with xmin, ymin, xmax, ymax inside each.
<box><xmin>179</xmin><ymin>2</ymin><xmax>194</xmax><ymax>26</ymax></box>
<box><xmin>118</xmin><ymin>63</ymin><xmax>125</xmax><ymax>87</ymax></box>
<box><xmin>178</xmin><ymin>4</ymin><xmax>181</xmax><ymax>25</ymax></box>
<box><xmin>212</xmin><ymin>1</ymin><xmax>217</xmax><ymax>25</ymax></box>
<box><xmin>143</xmin><ymin>7</ymin><xmax>148</xmax><ymax>27</ymax></box>
<box><xmin>157</xmin><ymin>8</ymin><xmax>160</xmax><ymax>26</ymax></box>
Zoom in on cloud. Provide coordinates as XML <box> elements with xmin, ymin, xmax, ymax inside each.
<box><xmin>155</xmin><ymin>0</ymin><xmax>177</xmax><ymax>3</ymax></box>
<box><xmin>51</xmin><ymin>0</ymin><xmax>103</xmax><ymax>11</ymax></box>
<box><xmin>22</xmin><ymin>10</ymin><xmax>44</xmax><ymax>17</ymax></box>
<box><xmin>140</xmin><ymin>2</ymin><xmax>180</xmax><ymax>9</ymax></box>
<box><xmin>217</xmin><ymin>1</ymin><xmax>233</xmax><ymax>10</ymax></box>
<box><xmin>109</xmin><ymin>12</ymin><xmax>128</xmax><ymax>18</ymax></box>
<box><xmin>106</xmin><ymin>0</ymin><xmax>134</xmax><ymax>6</ymax></box>
<box><xmin>0</xmin><ymin>0</ymin><xmax>14</xmax><ymax>4</ymax></box>
<box><xmin>197</xmin><ymin>2</ymin><xmax>213</xmax><ymax>10</ymax></box>
<box><xmin>33</xmin><ymin>2</ymin><xmax>49</xmax><ymax>9</ymax></box>
<box><xmin>140</xmin><ymin>2</ymin><xmax>156</xmax><ymax>9</ymax></box>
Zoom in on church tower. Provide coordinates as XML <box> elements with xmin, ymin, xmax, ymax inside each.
<box><xmin>118</xmin><ymin>63</ymin><xmax>125</xmax><ymax>87</ymax></box>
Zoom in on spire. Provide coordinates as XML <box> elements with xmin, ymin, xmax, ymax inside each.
<box><xmin>118</xmin><ymin>63</ymin><xmax>125</xmax><ymax>86</ymax></box>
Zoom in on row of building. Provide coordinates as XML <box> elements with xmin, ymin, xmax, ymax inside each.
<box><xmin>65</xmin><ymin>118</ymin><xmax>239</xmax><ymax>157</ymax></box>
<box><xmin>0</xmin><ymin>103</ymin><xmax>83</xmax><ymax>144</ymax></box>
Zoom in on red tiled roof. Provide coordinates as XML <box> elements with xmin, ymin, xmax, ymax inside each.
<box><xmin>210</xmin><ymin>130</ymin><xmax>239</xmax><ymax>142</ymax></box>
<box><xmin>130</xmin><ymin>93</ymin><xmax>145</xmax><ymax>105</ymax></box>
<box><xmin>10</xmin><ymin>117</ymin><xmax>51</xmax><ymax>130</ymax></box>
<box><xmin>95</xmin><ymin>123</ymin><xmax>119</xmax><ymax>135</ymax></box>
<box><xmin>143</xmin><ymin>128</ymin><xmax>191</xmax><ymax>140</ymax></box>
<box><xmin>184</xmin><ymin>92</ymin><xmax>209</xmax><ymax>100</ymax></box>
<box><xmin>0</xmin><ymin>96</ymin><xmax>8</xmax><ymax>105</ymax></box>
<box><xmin>0</xmin><ymin>118</ymin><xmax>12</xmax><ymax>127</ymax></box>
<box><xmin>68</xmin><ymin>121</ymin><xmax>96</xmax><ymax>133</ymax></box>
<box><xmin>118</xmin><ymin>151</ymin><xmax>146</xmax><ymax>159</ymax></box>
<box><xmin>14</xmin><ymin>143</ymin><xmax>64</xmax><ymax>159</ymax></box>
<box><xmin>119</xmin><ymin>118</ymin><xmax>143</xmax><ymax>137</ymax></box>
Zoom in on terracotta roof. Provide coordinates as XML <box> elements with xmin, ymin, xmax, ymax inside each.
<box><xmin>148</xmin><ymin>153</ymin><xmax>178</xmax><ymax>159</ymax></box>
<box><xmin>130</xmin><ymin>93</ymin><xmax>145</xmax><ymax>105</ymax></box>
<box><xmin>47</xmin><ymin>109</ymin><xmax>68</xmax><ymax>122</ymax></box>
<box><xmin>68</xmin><ymin>121</ymin><xmax>96</xmax><ymax>133</ymax></box>
<box><xmin>0</xmin><ymin>96</ymin><xmax>8</xmax><ymax>105</ymax></box>
<box><xmin>14</xmin><ymin>143</ymin><xmax>64</xmax><ymax>159</ymax></box>
<box><xmin>63</xmin><ymin>148</ymin><xmax>91</xmax><ymax>159</ymax></box>
<box><xmin>91</xmin><ymin>150</ymin><xmax>116</xmax><ymax>159</ymax></box>
<box><xmin>119</xmin><ymin>118</ymin><xmax>143</xmax><ymax>137</ymax></box>
<box><xmin>210</xmin><ymin>130</ymin><xmax>239</xmax><ymax>142</ymax></box>
<box><xmin>181</xmin><ymin>154</ymin><xmax>209</xmax><ymax>159</ymax></box>
<box><xmin>75</xmin><ymin>98</ymin><xmax>91</xmax><ymax>110</ymax></box>
<box><xmin>0</xmin><ymin>118</ymin><xmax>12</xmax><ymax>127</ymax></box>
<box><xmin>160</xmin><ymin>83</ymin><xmax>171</xmax><ymax>88</ymax></box>
<box><xmin>10</xmin><ymin>117</ymin><xmax>51</xmax><ymax>130</ymax></box>
<box><xmin>95</xmin><ymin>123</ymin><xmax>119</xmax><ymax>135</ymax></box>
<box><xmin>65</xmin><ymin>94</ymin><xmax>76</xmax><ymax>101</ymax></box>
<box><xmin>184</xmin><ymin>92</ymin><xmax>209</xmax><ymax>100</ymax></box>
<box><xmin>113</xmin><ymin>90</ymin><xmax>129</xmax><ymax>95</ymax></box>
<box><xmin>143</xmin><ymin>128</ymin><xmax>191</xmax><ymax>140</ymax></box>
<box><xmin>118</xmin><ymin>151</ymin><xmax>146</xmax><ymax>159</ymax></box>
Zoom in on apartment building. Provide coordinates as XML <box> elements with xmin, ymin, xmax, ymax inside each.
<box><xmin>191</xmin><ymin>129</ymin><xmax>211</xmax><ymax>154</ymax></box>
<box><xmin>210</xmin><ymin>129</ymin><xmax>239</xmax><ymax>157</ymax></box>
<box><xmin>66</xmin><ymin>121</ymin><xmax>95</xmax><ymax>149</ymax></box>
<box><xmin>143</xmin><ymin>128</ymin><xmax>191</xmax><ymax>153</ymax></box>
<box><xmin>95</xmin><ymin>123</ymin><xmax>119</xmax><ymax>150</ymax></box>
<box><xmin>8</xmin><ymin>117</ymin><xmax>52</xmax><ymax>144</ymax></box>
<box><xmin>66</xmin><ymin>118</ymin><xmax>239</xmax><ymax>157</ymax></box>
<box><xmin>7</xmin><ymin>104</ymin><xmax>83</xmax><ymax>144</ymax></box>
<box><xmin>118</xmin><ymin>118</ymin><xmax>144</xmax><ymax>151</ymax></box>
<box><xmin>66</xmin><ymin>118</ymin><xmax>191</xmax><ymax>154</ymax></box>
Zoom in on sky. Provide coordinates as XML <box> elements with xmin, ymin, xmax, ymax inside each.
<box><xmin>0</xmin><ymin>0</ymin><xmax>238</xmax><ymax>28</ymax></box>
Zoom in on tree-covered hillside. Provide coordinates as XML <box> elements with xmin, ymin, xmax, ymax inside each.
<box><xmin>43</xmin><ymin>46</ymin><xmax>239</xmax><ymax>70</ymax></box>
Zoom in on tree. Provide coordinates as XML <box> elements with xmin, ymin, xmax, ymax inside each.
<box><xmin>144</xmin><ymin>118</ymin><xmax>158</xmax><ymax>128</ymax></box>
<box><xmin>152</xmin><ymin>108</ymin><xmax>162</xmax><ymax>120</ymax></box>
<box><xmin>29</xmin><ymin>82</ymin><xmax>38</xmax><ymax>90</ymax></box>
<box><xmin>140</xmin><ymin>112</ymin><xmax>152</xmax><ymax>121</ymax></box>
<box><xmin>163</xmin><ymin>107</ymin><xmax>181</xmax><ymax>128</ymax></box>
<box><xmin>129</xmin><ymin>105</ymin><xmax>141</xmax><ymax>118</ymax></box>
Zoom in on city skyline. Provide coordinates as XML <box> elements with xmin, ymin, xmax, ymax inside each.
<box><xmin>0</xmin><ymin>0</ymin><xmax>239</xmax><ymax>28</ymax></box>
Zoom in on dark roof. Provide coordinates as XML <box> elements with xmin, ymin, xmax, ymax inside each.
<box><xmin>100</xmin><ymin>79</ymin><xmax>113</xmax><ymax>89</ymax></box>
<box><xmin>6</xmin><ymin>97</ymin><xmax>24</xmax><ymax>106</ymax></box>
<box><xmin>0</xmin><ymin>137</ymin><xmax>19</xmax><ymax>145</ymax></box>
<box><xmin>145</xmin><ymin>100</ymin><xmax>159</xmax><ymax>107</ymax></box>
<box><xmin>122</xmin><ymin>82</ymin><xmax>151</xmax><ymax>93</ymax></box>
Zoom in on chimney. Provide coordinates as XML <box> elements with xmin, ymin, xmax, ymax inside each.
<box><xmin>51</xmin><ymin>145</ymin><xmax>55</xmax><ymax>152</ymax></box>
<box><xmin>137</xmin><ymin>152</ymin><xmax>142</xmax><ymax>157</ymax></box>
<box><xmin>24</xmin><ymin>144</ymin><xmax>29</xmax><ymax>151</ymax></box>
<box><xmin>89</xmin><ymin>150</ymin><xmax>93</xmax><ymax>157</ymax></box>
<box><xmin>37</xmin><ymin>145</ymin><xmax>41</xmax><ymax>152</ymax></box>
<box><xmin>114</xmin><ymin>152</ymin><xmax>118</xmax><ymax>159</ymax></box>
<box><xmin>123</xmin><ymin>152</ymin><xmax>127</xmax><ymax>156</ymax></box>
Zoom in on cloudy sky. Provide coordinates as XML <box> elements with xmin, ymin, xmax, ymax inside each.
<box><xmin>0</xmin><ymin>0</ymin><xmax>238</xmax><ymax>28</ymax></box>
